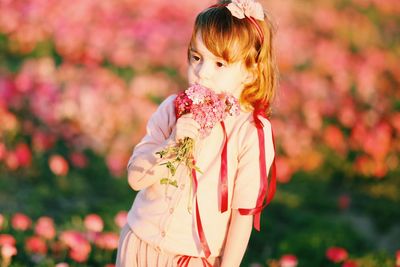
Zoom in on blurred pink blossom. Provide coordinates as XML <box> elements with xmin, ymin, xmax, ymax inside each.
<box><xmin>35</xmin><ymin>216</ymin><xmax>56</xmax><ymax>240</ymax></box>
<box><xmin>363</xmin><ymin>122</ymin><xmax>392</xmax><ymax>161</ymax></box>
<box><xmin>0</xmin><ymin>234</ymin><xmax>16</xmax><ymax>246</ymax></box>
<box><xmin>25</xmin><ymin>236</ymin><xmax>47</xmax><ymax>255</ymax></box>
<box><xmin>275</xmin><ymin>157</ymin><xmax>293</xmax><ymax>184</ymax></box>
<box><xmin>84</xmin><ymin>214</ymin><xmax>104</xmax><ymax>233</ymax></box>
<box><xmin>114</xmin><ymin>211</ymin><xmax>128</xmax><ymax>228</ymax></box>
<box><xmin>49</xmin><ymin>155</ymin><xmax>69</xmax><ymax>176</ymax></box>
<box><xmin>342</xmin><ymin>260</ymin><xmax>358</xmax><ymax>267</ymax></box>
<box><xmin>94</xmin><ymin>232</ymin><xmax>119</xmax><ymax>250</ymax></box>
<box><xmin>69</xmin><ymin>152</ymin><xmax>88</xmax><ymax>168</ymax></box>
<box><xmin>11</xmin><ymin>213</ymin><xmax>32</xmax><ymax>231</ymax></box>
<box><xmin>323</xmin><ymin>126</ymin><xmax>346</xmax><ymax>155</ymax></box>
<box><xmin>59</xmin><ymin>230</ymin><xmax>91</xmax><ymax>262</ymax></box>
<box><xmin>326</xmin><ymin>247</ymin><xmax>349</xmax><ymax>263</ymax></box>
<box><xmin>279</xmin><ymin>254</ymin><xmax>298</xmax><ymax>267</ymax></box>
<box><xmin>32</xmin><ymin>131</ymin><xmax>56</xmax><ymax>152</ymax></box>
<box><xmin>0</xmin><ymin>143</ymin><xmax>6</xmax><ymax>161</ymax></box>
<box><xmin>14</xmin><ymin>143</ymin><xmax>32</xmax><ymax>167</ymax></box>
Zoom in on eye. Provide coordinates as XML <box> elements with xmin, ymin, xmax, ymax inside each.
<box><xmin>191</xmin><ymin>55</ymin><xmax>201</xmax><ymax>62</ymax></box>
<box><xmin>216</xmin><ymin>61</ymin><xmax>226</xmax><ymax>68</ymax></box>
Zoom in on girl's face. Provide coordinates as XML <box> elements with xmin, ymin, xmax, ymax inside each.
<box><xmin>187</xmin><ymin>31</ymin><xmax>252</xmax><ymax>98</ymax></box>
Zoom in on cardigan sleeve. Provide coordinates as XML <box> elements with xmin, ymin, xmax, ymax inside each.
<box><xmin>231</xmin><ymin>116</ymin><xmax>275</xmax><ymax>210</ymax></box>
<box><xmin>127</xmin><ymin>94</ymin><xmax>177</xmax><ymax>190</ymax></box>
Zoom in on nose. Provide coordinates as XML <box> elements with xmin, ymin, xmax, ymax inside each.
<box><xmin>196</xmin><ymin>61</ymin><xmax>212</xmax><ymax>81</ymax></box>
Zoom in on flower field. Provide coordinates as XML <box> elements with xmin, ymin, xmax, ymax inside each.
<box><xmin>0</xmin><ymin>0</ymin><xmax>399</xmax><ymax>266</ymax></box>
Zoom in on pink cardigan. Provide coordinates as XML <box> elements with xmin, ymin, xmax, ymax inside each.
<box><xmin>126</xmin><ymin>95</ymin><xmax>275</xmax><ymax>257</ymax></box>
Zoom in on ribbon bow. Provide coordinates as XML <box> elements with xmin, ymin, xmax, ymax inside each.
<box><xmin>227</xmin><ymin>0</ymin><xmax>265</xmax><ymax>20</ymax></box>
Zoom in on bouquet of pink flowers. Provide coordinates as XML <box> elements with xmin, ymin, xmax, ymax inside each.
<box><xmin>156</xmin><ymin>84</ymin><xmax>240</xmax><ymax>188</ymax></box>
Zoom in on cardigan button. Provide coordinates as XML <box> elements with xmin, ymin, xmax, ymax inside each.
<box><xmin>161</xmin><ymin>231</ymin><xmax>166</xmax><ymax>237</ymax></box>
<box><xmin>169</xmin><ymin>208</ymin><xmax>174</xmax><ymax>214</ymax></box>
<box><xmin>180</xmin><ymin>184</ymin><xmax>185</xmax><ymax>190</ymax></box>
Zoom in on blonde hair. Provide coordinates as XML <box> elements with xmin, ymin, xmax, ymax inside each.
<box><xmin>188</xmin><ymin>1</ymin><xmax>278</xmax><ymax>115</ymax></box>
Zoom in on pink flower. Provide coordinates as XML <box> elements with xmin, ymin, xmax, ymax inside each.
<box><xmin>396</xmin><ymin>250</ymin><xmax>400</xmax><ymax>267</ymax></box>
<box><xmin>70</xmin><ymin>152</ymin><xmax>88</xmax><ymax>168</ymax></box>
<box><xmin>49</xmin><ymin>155</ymin><xmax>69</xmax><ymax>176</ymax></box>
<box><xmin>69</xmin><ymin>246</ymin><xmax>91</xmax><ymax>263</ymax></box>
<box><xmin>326</xmin><ymin>247</ymin><xmax>348</xmax><ymax>263</ymax></box>
<box><xmin>1</xmin><ymin>244</ymin><xmax>17</xmax><ymax>258</ymax></box>
<box><xmin>0</xmin><ymin>234</ymin><xmax>16</xmax><ymax>246</ymax></box>
<box><xmin>0</xmin><ymin>143</ymin><xmax>6</xmax><ymax>161</ymax></box>
<box><xmin>25</xmin><ymin>236</ymin><xmax>47</xmax><ymax>255</ymax></box>
<box><xmin>94</xmin><ymin>232</ymin><xmax>119</xmax><ymax>250</ymax></box>
<box><xmin>279</xmin><ymin>254</ymin><xmax>298</xmax><ymax>267</ymax></box>
<box><xmin>323</xmin><ymin>126</ymin><xmax>346</xmax><ymax>154</ymax></box>
<box><xmin>275</xmin><ymin>157</ymin><xmax>293</xmax><ymax>183</ymax></box>
<box><xmin>59</xmin><ymin>231</ymin><xmax>91</xmax><ymax>263</ymax></box>
<box><xmin>11</xmin><ymin>213</ymin><xmax>32</xmax><ymax>231</ymax></box>
<box><xmin>84</xmin><ymin>214</ymin><xmax>104</xmax><ymax>232</ymax></box>
<box><xmin>5</xmin><ymin>152</ymin><xmax>19</xmax><ymax>170</ymax></box>
<box><xmin>55</xmin><ymin>263</ymin><xmax>69</xmax><ymax>267</ymax></box>
<box><xmin>32</xmin><ymin>131</ymin><xmax>55</xmax><ymax>152</ymax></box>
<box><xmin>342</xmin><ymin>260</ymin><xmax>358</xmax><ymax>267</ymax></box>
<box><xmin>14</xmin><ymin>143</ymin><xmax>32</xmax><ymax>167</ymax></box>
<box><xmin>35</xmin><ymin>216</ymin><xmax>56</xmax><ymax>240</ymax></box>
<box><xmin>175</xmin><ymin>85</ymin><xmax>240</xmax><ymax>137</ymax></box>
<box><xmin>114</xmin><ymin>211</ymin><xmax>128</xmax><ymax>228</ymax></box>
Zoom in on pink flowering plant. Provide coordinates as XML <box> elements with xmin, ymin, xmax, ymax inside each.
<box><xmin>156</xmin><ymin>84</ymin><xmax>240</xmax><ymax>188</ymax></box>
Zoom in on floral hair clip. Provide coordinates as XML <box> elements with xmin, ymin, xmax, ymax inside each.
<box><xmin>226</xmin><ymin>0</ymin><xmax>265</xmax><ymax>21</ymax></box>
<box><xmin>209</xmin><ymin>0</ymin><xmax>265</xmax><ymax>44</ymax></box>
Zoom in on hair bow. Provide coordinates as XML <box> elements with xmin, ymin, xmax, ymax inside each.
<box><xmin>227</xmin><ymin>0</ymin><xmax>265</xmax><ymax>20</ymax></box>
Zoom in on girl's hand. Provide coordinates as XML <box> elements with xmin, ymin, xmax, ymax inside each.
<box><xmin>175</xmin><ymin>114</ymin><xmax>201</xmax><ymax>143</ymax></box>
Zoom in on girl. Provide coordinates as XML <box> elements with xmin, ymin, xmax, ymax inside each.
<box><xmin>116</xmin><ymin>0</ymin><xmax>278</xmax><ymax>266</ymax></box>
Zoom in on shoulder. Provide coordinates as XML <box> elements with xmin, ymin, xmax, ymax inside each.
<box><xmin>235</xmin><ymin>111</ymin><xmax>272</xmax><ymax>137</ymax></box>
<box><xmin>235</xmin><ymin>111</ymin><xmax>273</xmax><ymax>156</ymax></box>
<box><xmin>158</xmin><ymin>94</ymin><xmax>177</xmax><ymax>111</ymax></box>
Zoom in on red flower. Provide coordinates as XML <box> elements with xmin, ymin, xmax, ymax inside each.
<box><xmin>11</xmin><ymin>213</ymin><xmax>32</xmax><ymax>231</ymax></box>
<box><xmin>94</xmin><ymin>232</ymin><xmax>119</xmax><ymax>250</ymax></box>
<box><xmin>0</xmin><ymin>234</ymin><xmax>16</xmax><ymax>246</ymax></box>
<box><xmin>84</xmin><ymin>214</ymin><xmax>104</xmax><ymax>232</ymax></box>
<box><xmin>342</xmin><ymin>260</ymin><xmax>358</xmax><ymax>267</ymax></box>
<box><xmin>279</xmin><ymin>254</ymin><xmax>298</xmax><ymax>267</ymax></box>
<box><xmin>35</xmin><ymin>216</ymin><xmax>56</xmax><ymax>240</ymax></box>
<box><xmin>0</xmin><ymin>142</ymin><xmax>6</xmax><ymax>161</ymax></box>
<box><xmin>59</xmin><ymin>230</ymin><xmax>91</xmax><ymax>263</ymax></box>
<box><xmin>70</xmin><ymin>152</ymin><xmax>88</xmax><ymax>168</ymax></box>
<box><xmin>15</xmin><ymin>143</ymin><xmax>32</xmax><ymax>167</ymax></box>
<box><xmin>396</xmin><ymin>250</ymin><xmax>400</xmax><ymax>267</ymax></box>
<box><xmin>326</xmin><ymin>247</ymin><xmax>348</xmax><ymax>263</ymax></box>
<box><xmin>25</xmin><ymin>236</ymin><xmax>47</xmax><ymax>255</ymax></box>
<box><xmin>49</xmin><ymin>155</ymin><xmax>69</xmax><ymax>176</ymax></box>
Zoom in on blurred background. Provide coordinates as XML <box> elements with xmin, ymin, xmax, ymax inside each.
<box><xmin>0</xmin><ymin>0</ymin><xmax>399</xmax><ymax>266</ymax></box>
